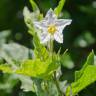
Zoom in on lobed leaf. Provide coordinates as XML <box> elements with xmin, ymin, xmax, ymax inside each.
<box><xmin>0</xmin><ymin>59</ymin><xmax>59</xmax><ymax>79</ymax></box>
<box><xmin>75</xmin><ymin>50</ymin><xmax>94</xmax><ymax>81</ymax></box>
<box><xmin>66</xmin><ymin>51</ymin><xmax>95</xmax><ymax>96</ymax></box>
<box><xmin>66</xmin><ymin>65</ymin><xmax>96</xmax><ymax>96</ymax></box>
<box><xmin>0</xmin><ymin>65</ymin><xmax>13</xmax><ymax>73</ymax></box>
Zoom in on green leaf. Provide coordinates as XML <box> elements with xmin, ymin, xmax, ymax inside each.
<box><xmin>29</xmin><ymin>0</ymin><xmax>40</xmax><ymax>12</ymax></box>
<box><xmin>66</xmin><ymin>51</ymin><xmax>95</xmax><ymax>96</ymax></box>
<box><xmin>23</xmin><ymin>7</ymin><xmax>47</xmax><ymax>61</ymax></box>
<box><xmin>0</xmin><ymin>43</ymin><xmax>33</xmax><ymax>62</ymax></box>
<box><xmin>33</xmin><ymin>33</ymin><xmax>49</xmax><ymax>61</ymax></box>
<box><xmin>0</xmin><ymin>30</ymin><xmax>11</xmax><ymax>45</ymax></box>
<box><xmin>0</xmin><ymin>65</ymin><xmax>13</xmax><ymax>73</ymax></box>
<box><xmin>34</xmin><ymin>80</ymin><xmax>46</xmax><ymax>96</ymax></box>
<box><xmin>0</xmin><ymin>58</ymin><xmax>59</xmax><ymax>79</ymax></box>
<box><xmin>0</xmin><ymin>75</ymin><xmax>18</xmax><ymax>93</ymax></box>
<box><xmin>0</xmin><ymin>43</ymin><xmax>33</xmax><ymax>69</ymax></box>
<box><xmin>59</xmin><ymin>80</ymin><xmax>68</xmax><ymax>94</ymax></box>
<box><xmin>54</xmin><ymin>0</ymin><xmax>66</xmax><ymax>16</ymax></box>
<box><xmin>46</xmin><ymin>81</ymin><xmax>58</xmax><ymax>96</ymax></box>
<box><xmin>66</xmin><ymin>65</ymin><xmax>96</xmax><ymax>96</ymax></box>
<box><xmin>23</xmin><ymin>6</ymin><xmax>46</xmax><ymax>61</ymax></box>
<box><xmin>18</xmin><ymin>75</ymin><xmax>35</xmax><ymax>92</ymax></box>
<box><xmin>16</xmin><ymin>59</ymin><xmax>50</xmax><ymax>78</ymax></box>
<box><xmin>75</xmin><ymin>50</ymin><xmax>94</xmax><ymax>81</ymax></box>
<box><xmin>23</xmin><ymin>6</ymin><xmax>42</xmax><ymax>36</ymax></box>
<box><xmin>34</xmin><ymin>46</ymin><xmax>49</xmax><ymax>61</ymax></box>
<box><xmin>82</xmin><ymin>50</ymin><xmax>94</xmax><ymax>70</ymax></box>
<box><xmin>23</xmin><ymin>6</ymin><xmax>36</xmax><ymax>35</ymax></box>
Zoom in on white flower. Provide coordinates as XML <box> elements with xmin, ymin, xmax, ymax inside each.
<box><xmin>34</xmin><ymin>9</ymin><xmax>72</xmax><ymax>44</ymax></box>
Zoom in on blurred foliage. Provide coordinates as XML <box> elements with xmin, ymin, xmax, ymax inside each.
<box><xmin>0</xmin><ymin>0</ymin><xmax>96</xmax><ymax>96</ymax></box>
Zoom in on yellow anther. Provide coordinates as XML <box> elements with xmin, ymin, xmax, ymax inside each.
<box><xmin>48</xmin><ymin>24</ymin><xmax>57</xmax><ymax>35</ymax></box>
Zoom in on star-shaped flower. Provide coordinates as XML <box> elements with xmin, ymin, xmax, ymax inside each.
<box><xmin>34</xmin><ymin>9</ymin><xmax>72</xmax><ymax>44</ymax></box>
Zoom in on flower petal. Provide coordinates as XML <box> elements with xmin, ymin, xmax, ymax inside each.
<box><xmin>44</xmin><ymin>9</ymin><xmax>57</xmax><ymax>24</ymax></box>
<box><xmin>34</xmin><ymin>21</ymin><xmax>47</xmax><ymax>29</ymax></box>
<box><xmin>40</xmin><ymin>33</ymin><xmax>50</xmax><ymax>44</ymax></box>
<box><xmin>55</xmin><ymin>19</ymin><xmax>72</xmax><ymax>28</ymax></box>
<box><xmin>56</xmin><ymin>27</ymin><xmax>64</xmax><ymax>34</ymax></box>
<box><xmin>54</xmin><ymin>32</ymin><xmax>63</xmax><ymax>43</ymax></box>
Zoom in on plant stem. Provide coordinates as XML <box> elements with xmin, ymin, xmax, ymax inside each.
<box><xmin>50</xmin><ymin>39</ymin><xmax>53</xmax><ymax>57</ymax></box>
<box><xmin>44</xmin><ymin>81</ymin><xmax>50</xmax><ymax>95</ymax></box>
<box><xmin>53</xmin><ymin>72</ymin><xmax>64</xmax><ymax>96</ymax></box>
<box><xmin>49</xmin><ymin>39</ymin><xmax>64</xmax><ymax>96</ymax></box>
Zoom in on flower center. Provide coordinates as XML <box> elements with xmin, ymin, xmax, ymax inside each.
<box><xmin>48</xmin><ymin>24</ymin><xmax>57</xmax><ymax>35</ymax></box>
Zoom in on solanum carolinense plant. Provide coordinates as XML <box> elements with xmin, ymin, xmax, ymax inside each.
<box><xmin>0</xmin><ymin>0</ymin><xmax>96</xmax><ymax>96</ymax></box>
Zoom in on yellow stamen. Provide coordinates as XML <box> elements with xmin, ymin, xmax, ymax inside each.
<box><xmin>48</xmin><ymin>24</ymin><xmax>57</xmax><ymax>35</ymax></box>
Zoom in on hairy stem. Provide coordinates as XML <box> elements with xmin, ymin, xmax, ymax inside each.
<box><xmin>53</xmin><ymin>72</ymin><xmax>64</xmax><ymax>96</ymax></box>
<box><xmin>49</xmin><ymin>39</ymin><xmax>64</xmax><ymax>96</ymax></box>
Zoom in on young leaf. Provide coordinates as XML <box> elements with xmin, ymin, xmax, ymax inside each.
<box><xmin>29</xmin><ymin>0</ymin><xmax>40</xmax><ymax>12</ymax></box>
<box><xmin>23</xmin><ymin>6</ymin><xmax>42</xmax><ymax>36</ymax></box>
<box><xmin>23</xmin><ymin>6</ymin><xmax>47</xmax><ymax>61</ymax></box>
<box><xmin>23</xmin><ymin>7</ymin><xmax>48</xmax><ymax>61</ymax></box>
<box><xmin>66</xmin><ymin>65</ymin><xmax>96</xmax><ymax>96</ymax></box>
<box><xmin>75</xmin><ymin>50</ymin><xmax>94</xmax><ymax>81</ymax></box>
<box><xmin>54</xmin><ymin>0</ymin><xmax>66</xmax><ymax>16</ymax></box>
<box><xmin>66</xmin><ymin>51</ymin><xmax>95</xmax><ymax>96</ymax></box>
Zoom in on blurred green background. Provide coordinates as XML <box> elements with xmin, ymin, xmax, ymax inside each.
<box><xmin>0</xmin><ymin>0</ymin><xmax>96</xmax><ymax>96</ymax></box>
